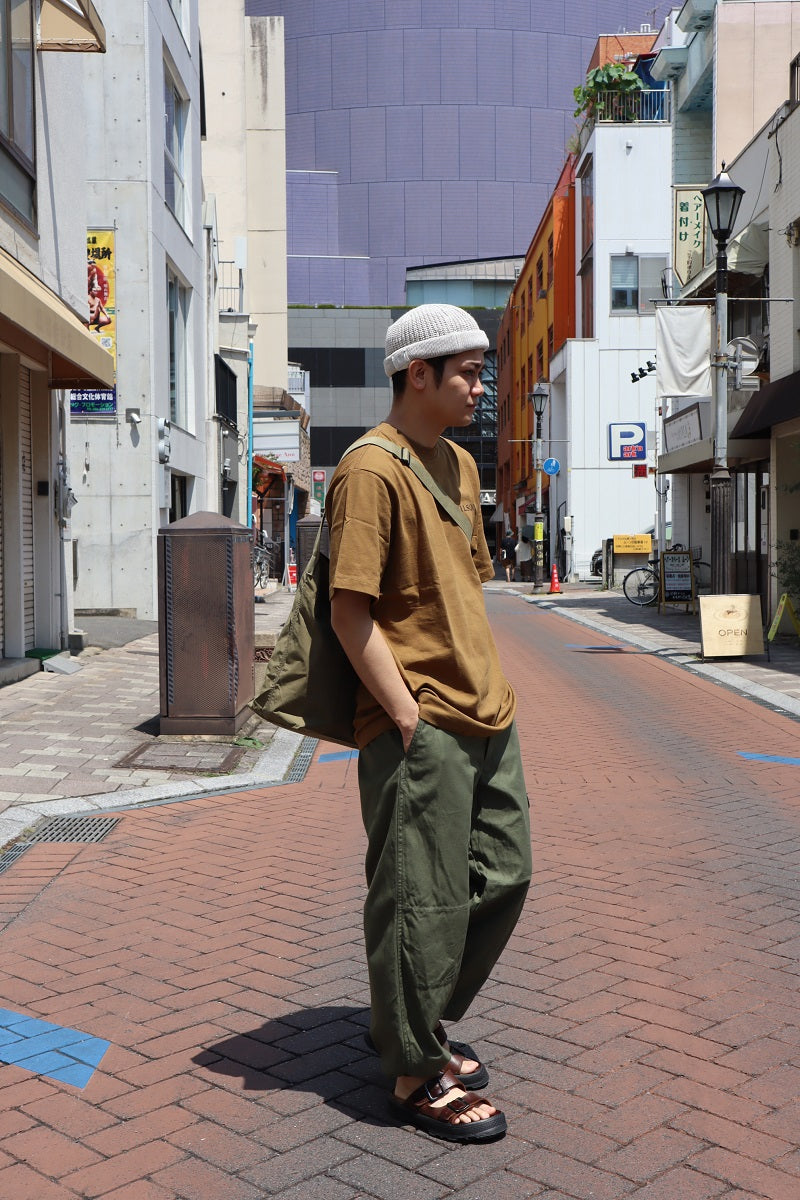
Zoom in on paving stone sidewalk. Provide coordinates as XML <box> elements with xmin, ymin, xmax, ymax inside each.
<box><xmin>1</xmin><ymin>594</ymin><xmax>800</xmax><ymax>1197</ymax></box>
<box><xmin>0</xmin><ymin>591</ymin><xmax>301</xmax><ymax>851</ymax></box>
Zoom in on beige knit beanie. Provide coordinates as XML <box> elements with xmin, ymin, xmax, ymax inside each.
<box><xmin>383</xmin><ymin>304</ymin><xmax>489</xmax><ymax>377</ymax></box>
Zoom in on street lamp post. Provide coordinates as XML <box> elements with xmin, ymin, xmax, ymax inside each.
<box><xmin>701</xmin><ymin>163</ymin><xmax>745</xmax><ymax>596</ymax></box>
<box><xmin>530</xmin><ymin>381</ymin><xmax>550</xmax><ymax>591</ymax></box>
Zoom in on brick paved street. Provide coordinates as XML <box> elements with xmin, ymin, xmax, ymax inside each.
<box><xmin>1</xmin><ymin>591</ymin><xmax>800</xmax><ymax>1197</ymax></box>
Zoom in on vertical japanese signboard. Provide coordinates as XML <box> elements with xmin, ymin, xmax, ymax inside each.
<box><xmin>71</xmin><ymin>229</ymin><xmax>117</xmax><ymax>416</ymax></box>
<box><xmin>312</xmin><ymin>469</ymin><xmax>326</xmax><ymax>506</ymax></box>
<box><xmin>673</xmin><ymin>188</ymin><xmax>706</xmax><ymax>287</ymax></box>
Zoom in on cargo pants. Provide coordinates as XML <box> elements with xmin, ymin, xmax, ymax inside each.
<box><xmin>358</xmin><ymin>717</ymin><xmax>531</xmax><ymax>1079</ymax></box>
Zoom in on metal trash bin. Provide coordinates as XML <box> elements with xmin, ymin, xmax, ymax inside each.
<box><xmin>157</xmin><ymin>511</ymin><xmax>254</xmax><ymax>734</ymax></box>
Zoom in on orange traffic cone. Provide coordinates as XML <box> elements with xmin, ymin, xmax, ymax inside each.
<box><xmin>548</xmin><ymin>563</ymin><xmax>562</xmax><ymax>594</ymax></box>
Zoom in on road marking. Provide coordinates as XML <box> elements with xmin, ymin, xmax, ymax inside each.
<box><xmin>738</xmin><ymin>752</ymin><xmax>800</xmax><ymax>766</ymax></box>
<box><xmin>318</xmin><ymin>751</ymin><xmax>359</xmax><ymax>763</ymax></box>
<box><xmin>0</xmin><ymin>1008</ymin><xmax>109</xmax><ymax>1088</ymax></box>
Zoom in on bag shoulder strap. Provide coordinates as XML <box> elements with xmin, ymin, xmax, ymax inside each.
<box><xmin>341</xmin><ymin>436</ymin><xmax>472</xmax><ymax>542</ymax></box>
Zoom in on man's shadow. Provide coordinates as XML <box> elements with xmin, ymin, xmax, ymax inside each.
<box><xmin>192</xmin><ymin>1004</ymin><xmax>390</xmax><ymax>1127</ymax></box>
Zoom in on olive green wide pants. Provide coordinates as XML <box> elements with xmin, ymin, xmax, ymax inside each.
<box><xmin>358</xmin><ymin>718</ymin><xmax>531</xmax><ymax>1079</ymax></box>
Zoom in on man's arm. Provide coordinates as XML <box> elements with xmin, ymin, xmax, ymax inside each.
<box><xmin>330</xmin><ymin>588</ymin><xmax>419</xmax><ymax>752</ymax></box>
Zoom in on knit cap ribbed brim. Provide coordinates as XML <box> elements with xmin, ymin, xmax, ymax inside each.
<box><xmin>383</xmin><ymin>304</ymin><xmax>489</xmax><ymax>377</ymax></box>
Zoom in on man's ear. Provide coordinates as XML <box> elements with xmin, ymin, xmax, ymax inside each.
<box><xmin>407</xmin><ymin>358</ymin><xmax>428</xmax><ymax>392</ymax></box>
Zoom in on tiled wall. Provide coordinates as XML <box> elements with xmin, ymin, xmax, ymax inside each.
<box><xmin>247</xmin><ymin>0</ymin><xmax>670</xmax><ymax>304</ymax></box>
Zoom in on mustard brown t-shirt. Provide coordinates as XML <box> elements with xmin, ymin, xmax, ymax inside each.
<box><xmin>326</xmin><ymin>422</ymin><xmax>516</xmax><ymax>749</ymax></box>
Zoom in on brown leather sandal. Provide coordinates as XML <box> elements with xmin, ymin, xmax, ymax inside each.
<box><xmin>389</xmin><ymin>1070</ymin><xmax>506</xmax><ymax>1142</ymax></box>
<box><xmin>434</xmin><ymin>1023</ymin><xmax>489</xmax><ymax>1089</ymax></box>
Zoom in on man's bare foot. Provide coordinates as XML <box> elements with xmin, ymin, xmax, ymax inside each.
<box><xmin>395</xmin><ymin>1074</ymin><xmax>497</xmax><ymax>1124</ymax></box>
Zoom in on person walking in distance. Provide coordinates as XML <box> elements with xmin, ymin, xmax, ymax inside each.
<box><xmin>327</xmin><ymin>304</ymin><xmax>532</xmax><ymax>1142</ymax></box>
<box><xmin>500</xmin><ymin>528</ymin><xmax>516</xmax><ymax>583</ymax></box>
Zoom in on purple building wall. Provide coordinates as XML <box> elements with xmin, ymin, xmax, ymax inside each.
<box><xmin>246</xmin><ymin>0</ymin><xmax>672</xmax><ymax>305</ymax></box>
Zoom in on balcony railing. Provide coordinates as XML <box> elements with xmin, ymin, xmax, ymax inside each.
<box><xmin>592</xmin><ymin>87</ymin><xmax>671</xmax><ymax>125</ymax></box>
<box><xmin>218</xmin><ymin>260</ymin><xmax>244</xmax><ymax>313</ymax></box>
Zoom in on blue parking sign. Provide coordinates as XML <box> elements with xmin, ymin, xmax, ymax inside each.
<box><xmin>608</xmin><ymin>422</ymin><xmax>646</xmax><ymax>461</ymax></box>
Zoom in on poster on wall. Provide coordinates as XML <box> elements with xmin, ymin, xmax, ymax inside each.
<box><xmin>71</xmin><ymin>229</ymin><xmax>117</xmax><ymax>416</ymax></box>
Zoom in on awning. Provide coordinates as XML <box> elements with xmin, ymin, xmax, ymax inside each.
<box><xmin>658</xmin><ymin>436</ymin><xmax>770</xmax><ymax>474</ymax></box>
<box><xmin>0</xmin><ymin>247</ymin><xmax>114</xmax><ymax>388</ymax></box>
<box><xmin>38</xmin><ymin>0</ymin><xmax>106</xmax><ymax>52</ymax></box>
<box><xmin>731</xmin><ymin>369</ymin><xmax>800</xmax><ymax>438</ymax></box>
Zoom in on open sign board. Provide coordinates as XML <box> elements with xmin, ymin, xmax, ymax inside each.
<box><xmin>660</xmin><ymin>550</ymin><xmax>694</xmax><ymax>609</ymax></box>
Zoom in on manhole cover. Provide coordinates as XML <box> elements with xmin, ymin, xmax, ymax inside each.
<box><xmin>116</xmin><ymin>743</ymin><xmax>245</xmax><ymax>773</ymax></box>
<box><xmin>29</xmin><ymin>816</ymin><xmax>120</xmax><ymax>844</ymax></box>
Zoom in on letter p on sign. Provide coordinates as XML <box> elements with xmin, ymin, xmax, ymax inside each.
<box><xmin>608</xmin><ymin>422</ymin><xmax>646</xmax><ymax>461</ymax></box>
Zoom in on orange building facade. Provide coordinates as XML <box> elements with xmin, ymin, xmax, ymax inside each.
<box><xmin>497</xmin><ymin>156</ymin><xmax>576</xmax><ymax>542</ymax></box>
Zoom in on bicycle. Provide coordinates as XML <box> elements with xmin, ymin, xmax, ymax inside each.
<box><xmin>253</xmin><ymin>542</ymin><xmax>274</xmax><ymax>589</ymax></box>
<box><xmin>622</xmin><ymin>546</ymin><xmax>711</xmax><ymax>607</ymax></box>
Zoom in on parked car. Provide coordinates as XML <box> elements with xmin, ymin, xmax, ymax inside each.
<box><xmin>591</xmin><ymin>547</ymin><xmax>603</xmax><ymax>577</ymax></box>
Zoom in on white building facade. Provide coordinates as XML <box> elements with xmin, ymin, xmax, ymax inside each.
<box><xmin>549</xmin><ymin>105</ymin><xmax>673</xmax><ymax>577</ymax></box>
<box><xmin>0</xmin><ymin>1</ymin><xmax>113</xmax><ymax>674</ymax></box>
<box><xmin>69</xmin><ymin>0</ymin><xmax>208</xmax><ymax>619</ymax></box>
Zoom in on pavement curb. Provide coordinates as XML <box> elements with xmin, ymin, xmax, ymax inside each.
<box><xmin>0</xmin><ymin>726</ymin><xmax>307</xmax><ymax>852</ymax></box>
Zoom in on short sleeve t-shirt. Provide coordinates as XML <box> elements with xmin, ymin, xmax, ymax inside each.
<box><xmin>326</xmin><ymin>422</ymin><xmax>516</xmax><ymax>748</ymax></box>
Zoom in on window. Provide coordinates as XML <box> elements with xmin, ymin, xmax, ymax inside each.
<box><xmin>527</xmin><ymin>276</ymin><xmax>533</xmax><ymax>321</ymax></box>
<box><xmin>611</xmin><ymin>255</ymin><xmax>638</xmax><ymax>311</ymax></box>
<box><xmin>164</xmin><ymin>63</ymin><xmax>188</xmax><ymax>227</ymax></box>
<box><xmin>536</xmin><ymin>256</ymin><xmax>544</xmax><ymax>296</ymax></box>
<box><xmin>548</xmin><ymin>323</ymin><xmax>554</xmax><ymax>363</ymax></box>
<box><xmin>611</xmin><ymin>254</ymin><xmax>668</xmax><ymax>313</ymax></box>
<box><xmin>0</xmin><ymin>0</ymin><xmax>35</xmax><ymax>223</ymax></box>
<box><xmin>536</xmin><ymin>340</ymin><xmax>544</xmax><ymax>381</ymax></box>
<box><xmin>580</xmin><ymin>158</ymin><xmax>593</xmax><ymax>256</ymax></box>
<box><xmin>547</xmin><ymin>234</ymin><xmax>554</xmax><ymax>286</ymax></box>
<box><xmin>167</xmin><ymin>265</ymin><xmax>190</xmax><ymax>428</ymax></box>
<box><xmin>580</xmin><ymin>259</ymin><xmax>594</xmax><ymax>338</ymax></box>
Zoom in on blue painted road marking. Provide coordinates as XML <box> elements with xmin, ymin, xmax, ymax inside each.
<box><xmin>738</xmin><ymin>752</ymin><xmax>800</xmax><ymax>766</ymax></box>
<box><xmin>0</xmin><ymin>1008</ymin><xmax>109</xmax><ymax>1088</ymax></box>
<box><xmin>318</xmin><ymin>750</ymin><xmax>359</xmax><ymax>763</ymax></box>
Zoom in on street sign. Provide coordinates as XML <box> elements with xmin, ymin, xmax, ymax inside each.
<box><xmin>608</xmin><ymin>422</ymin><xmax>646</xmax><ymax>461</ymax></box>
<box><xmin>543</xmin><ymin>458</ymin><xmax>560</xmax><ymax>476</ymax></box>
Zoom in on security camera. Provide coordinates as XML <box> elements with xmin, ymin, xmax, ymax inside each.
<box><xmin>130</xmin><ymin>412</ymin><xmax>141</xmax><ymax>424</ymax></box>
<box><xmin>126</xmin><ymin>408</ymin><xmax>142</xmax><ymax>425</ymax></box>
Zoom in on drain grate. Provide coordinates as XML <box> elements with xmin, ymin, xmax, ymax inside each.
<box><xmin>28</xmin><ymin>815</ymin><xmax>120</xmax><ymax>844</ymax></box>
<box><xmin>0</xmin><ymin>843</ymin><xmax>30</xmax><ymax>875</ymax></box>
<box><xmin>286</xmin><ymin>736</ymin><xmax>318</xmax><ymax>783</ymax></box>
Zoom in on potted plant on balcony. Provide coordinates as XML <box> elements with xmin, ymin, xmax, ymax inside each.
<box><xmin>573</xmin><ymin>63</ymin><xmax>645</xmax><ymax>124</ymax></box>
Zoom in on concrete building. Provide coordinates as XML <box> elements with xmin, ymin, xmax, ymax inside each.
<box><xmin>199</xmin><ymin>2</ymin><xmax>288</xmax><ymax>395</ymax></box>
<box><xmin>0</xmin><ymin>1</ymin><xmax>113</xmax><ymax>677</ymax></box>
<box><xmin>548</xmin><ymin>51</ymin><xmax>673</xmax><ymax>578</ymax></box>
<box><xmin>246</xmin><ymin>0</ymin><xmax>674</xmax><ymax>307</ymax></box>
<box><xmin>497</xmin><ymin>156</ymin><xmax>576</xmax><ymax>562</ymax></box>
<box><xmin>70</xmin><ymin>0</ymin><xmax>209</xmax><ymax>620</ymax></box>
<box><xmin>653</xmin><ymin>0</ymin><xmax>800</xmax><ymax>607</ymax></box>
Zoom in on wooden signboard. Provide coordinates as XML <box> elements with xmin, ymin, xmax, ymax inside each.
<box><xmin>659</xmin><ymin>550</ymin><xmax>695</xmax><ymax>612</ymax></box>
<box><xmin>700</xmin><ymin>595</ymin><xmax>765</xmax><ymax>658</ymax></box>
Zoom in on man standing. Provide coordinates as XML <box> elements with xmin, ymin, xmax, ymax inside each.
<box><xmin>327</xmin><ymin>304</ymin><xmax>531</xmax><ymax>1142</ymax></box>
